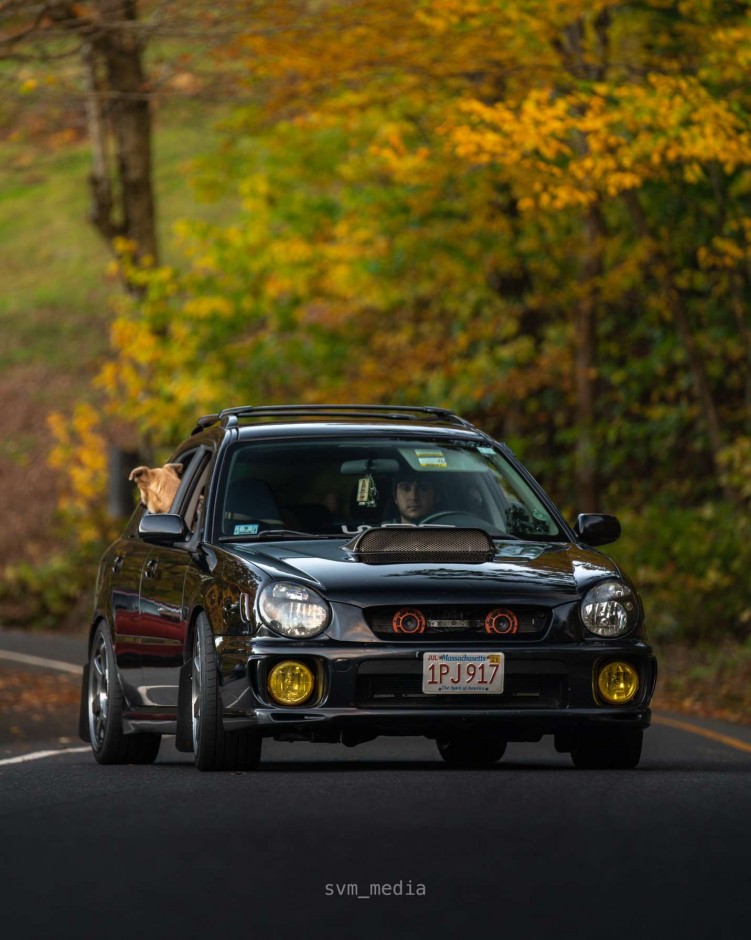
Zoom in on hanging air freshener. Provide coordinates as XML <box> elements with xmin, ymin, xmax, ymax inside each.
<box><xmin>356</xmin><ymin>475</ymin><xmax>378</xmax><ymax>508</ymax></box>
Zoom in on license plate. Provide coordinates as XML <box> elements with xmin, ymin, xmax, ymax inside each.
<box><xmin>422</xmin><ymin>652</ymin><xmax>504</xmax><ymax>694</ymax></box>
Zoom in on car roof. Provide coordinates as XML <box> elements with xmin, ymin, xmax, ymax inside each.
<box><xmin>191</xmin><ymin>405</ymin><xmax>488</xmax><ymax>441</ymax></box>
<box><xmin>232</xmin><ymin>422</ymin><xmax>486</xmax><ymax>442</ymax></box>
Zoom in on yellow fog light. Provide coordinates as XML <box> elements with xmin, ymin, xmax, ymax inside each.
<box><xmin>267</xmin><ymin>660</ymin><xmax>315</xmax><ymax>706</ymax></box>
<box><xmin>597</xmin><ymin>661</ymin><xmax>639</xmax><ymax>704</ymax></box>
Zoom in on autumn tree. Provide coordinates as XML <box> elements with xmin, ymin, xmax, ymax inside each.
<box><xmin>1</xmin><ymin>0</ymin><xmax>162</xmax><ymax>269</ymax></box>
<box><xmin>85</xmin><ymin>1</ymin><xmax>751</xmax><ymax>509</ymax></box>
<box><xmin>0</xmin><ymin>1</ymin><xmax>252</xmax><ymax>274</ymax></box>
<box><xmin>26</xmin><ymin>0</ymin><xmax>751</xmax><ymax>638</ymax></box>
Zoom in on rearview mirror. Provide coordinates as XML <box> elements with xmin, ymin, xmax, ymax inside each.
<box><xmin>573</xmin><ymin>513</ymin><xmax>621</xmax><ymax>547</ymax></box>
<box><xmin>340</xmin><ymin>458</ymin><xmax>400</xmax><ymax>475</ymax></box>
<box><xmin>139</xmin><ymin>513</ymin><xmax>189</xmax><ymax>543</ymax></box>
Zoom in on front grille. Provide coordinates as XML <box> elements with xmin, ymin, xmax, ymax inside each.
<box><xmin>365</xmin><ymin>605</ymin><xmax>550</xmax><ymax>641</ymax></box>
<box><xmin>355</xmin><ymin>662</ymin><xmax>565</xmax><ymax>709</ymax></box>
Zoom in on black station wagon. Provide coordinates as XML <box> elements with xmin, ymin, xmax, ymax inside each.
<box><xmin>80</xmin><ymin>405</ymin><xmax>657</xmax><ymax>770</ymax></box>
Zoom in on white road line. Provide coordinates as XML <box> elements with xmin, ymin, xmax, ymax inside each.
<box><xmin>0</xmin><ymin>650</ymin><xmax>81</xmax><ymax>675</ymax></box>
<box><xmin>0</xmin><ymin>747</ymin><xmax>90</xmax><ymax>767</ymax></box>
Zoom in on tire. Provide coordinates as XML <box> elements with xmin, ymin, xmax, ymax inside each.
<box><xmin>571</xmin><ymin>727</ymin><xmax>643</xmax><ymax>769</ymax></box>
<box><xmin>436</xmin><ymin>732</ymin><xmax>507</xmax><ymax>767</ymax></box>
<box><xmin>87</xmin><ymin>623</ymin><xmax>161</xmax><ymax>765</ymax></box>
<box><xmin>191</xmin><ymin>612</ymin><xmax>262</xmax><ymax>771</ymax></box>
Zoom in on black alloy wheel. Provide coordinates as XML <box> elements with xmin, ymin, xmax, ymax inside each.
<box><xmin>191</xmin><ymin>611</ymin><xmax>262</xmax><ymax>772</ymax></box>
<box><xmin>87</xmin><ymin>623</ymin><xmax>161</xmax><ymax>765</ymax></box>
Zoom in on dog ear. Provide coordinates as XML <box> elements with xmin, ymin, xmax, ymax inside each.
<box><xmin>165</xmin><ymin>462</ymin><xmax>184</xmax><ymax>477</ymax></box>
<box><xmin>129</xmin><ymin>466</ymin><xmax>151</xmax><ymax>482</ymax></box>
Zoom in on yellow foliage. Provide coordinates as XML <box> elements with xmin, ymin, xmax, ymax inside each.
<box><xmin>48</xmin><ymin>0</ymin><xmax>751</xmax><ymax>559</ymax></box>
<box><xmin>183</xmin><ymin>296</ymin><xmax>235</xmax><ymax>319</ymax></box>
<box><xmin>47</xmin><ymin>404</ymin><xmax>114</xmax><ymax>546</ymax></box>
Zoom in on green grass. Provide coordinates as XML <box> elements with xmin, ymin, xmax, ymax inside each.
<box><xmin>0</xmin><ymin>96</ymin><xmax>240</xmax><ymax>628</ymax></box>
<box><xmin>0</xmin><ymin>99</ymin><xmax>236</xmax><ymax>372</ymax></box>
<box><xmin>0</xmin><ymin>434</ymin><xmax>36</xmax><ymax>467</ymax></box>
<box><xmin>0</xmin><ymin>144</ymin><xmax>111</xmax><ymax>353</ymax></box>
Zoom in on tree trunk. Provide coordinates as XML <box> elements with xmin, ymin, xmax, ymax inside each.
<box><xmin>89</xmin><ymin>0</ymin><xmax>158</xmax><ymax>267</ymax></box>
<box><xmin>622</xmin><ymin>190</ymin><xmax>736</xmax><ymax>498</ymax></box>
<box><xmin>561</xmin><ymin>12</ymin><xmax>610</xmax><ymax>512</ymax></box>
<box><xmin>575</xmin><ymin>204</ymin><xmax>604</xmax><ymax>512</ymax></box>
<box><xmin>731</xmin><ymin>274</ymin><xmax>751</xmax><ymax>432</ymax></box>
<box><xmin>41</xmin><ymin>1</ymin><xmax>158</xmax><ymax>274</ymax></box>
<box><xmin>83</xmin><ymin>40</ymin><xmax>117</xmax><ymax>243</ymax></box>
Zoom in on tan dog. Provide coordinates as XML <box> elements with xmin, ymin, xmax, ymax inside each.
<box><xmin>129</xmin><ymin>463</ymin><xmax>184</xmax><ymax>513</ymax></box>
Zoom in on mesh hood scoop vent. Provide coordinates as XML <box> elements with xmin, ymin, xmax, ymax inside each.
<box><xmin>343</xmin><ymin>526</ymin><xmax>495</xmax><ymax>565</ymax></box>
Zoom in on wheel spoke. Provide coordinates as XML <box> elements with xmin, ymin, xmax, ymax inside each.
<box><xmin>191</xmin><ymin>635</ymin><xmax>202</xmax><ymax>750</ymax></box>
<box><xmin>89</xmin><ymin>633</ymin><xmax>113</xmax><ymax>749</ymax></box>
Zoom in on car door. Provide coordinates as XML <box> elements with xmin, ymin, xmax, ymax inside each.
<box><xmin>109</xmin><ymin>512</ymin><xmax>152</xmax><ymax>707</ymax></box>
<box><xmin>138</xmin><ymin>448</ymin><xmax>212</xmax><ymax>709</ymax></box>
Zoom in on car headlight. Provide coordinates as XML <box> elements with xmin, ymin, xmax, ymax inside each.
<box><xmin>258</xmin><ymin>582</ymin><xmax>331</xmax><ymax>638</ymax></box>
<box><xmin>581</xmin><ymin>580</ymin><xmax>638</xmax><ymax>637</ymax></box>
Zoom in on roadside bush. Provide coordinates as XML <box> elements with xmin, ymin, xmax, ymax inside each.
<box><xmin>0</xmin><ymin>403</ymin><xmax>117</xmax><ymax>630</ymax></box>
<box><xmin>0</xmin><ymin>542</ymin><xmax>105</xmax><ymax>630</ymax></box>
<box><xmin>652</xmin><ymin>637</ymin><xmax>751</xmax><ymax>724</ymax></box>
<box><xmin>610</xmin><ymin>502</ymin><xmax>751</xmax><ymax>644</ymax></box>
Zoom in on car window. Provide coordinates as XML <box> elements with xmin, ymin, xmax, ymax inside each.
<box><xmin>183</xmin><ymin>465</ymin><xmax>210</xmax><ymax>533</ymax></box>
<box><xmin>215</xmin><ymin>437</ymin><xmax>562</xmax><ymax>540</ymax></box>
<box><xmin>167</xmin><ymin>447</ymin><xmax>213</xmax><ymax>531</ymax></box>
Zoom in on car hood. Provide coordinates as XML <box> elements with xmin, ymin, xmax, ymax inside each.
<box><xmin>225</xmin><ymin>538</ymin><xmax>620</xmax><ymax>607</ymax></box>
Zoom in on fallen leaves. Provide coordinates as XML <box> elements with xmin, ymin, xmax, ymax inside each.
<box><xmin>0</xmin><ymin>668</ymin><xmax>79</xmax><ymax>716</ymax></box>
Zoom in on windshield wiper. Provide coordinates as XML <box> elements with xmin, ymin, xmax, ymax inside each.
<box><xmin>256</xmin><ymin>529</ymin><xmax>328</xmax><ymax>540</ymax></box>
<box><xmin>221</xmin><ymin>529</ymin><xmax>340</xmax><ymax>542</ymax></box>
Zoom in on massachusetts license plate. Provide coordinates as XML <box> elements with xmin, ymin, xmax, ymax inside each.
<box><xmin>422</xmin><ymin>652</ymin><xmax>505</xmax><ymax>694</ymax></box>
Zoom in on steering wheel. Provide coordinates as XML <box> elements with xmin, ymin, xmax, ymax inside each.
<box><xmin>419</xmin><ymin>511</ymin><xmax>493</xmax><ymax>529</ymax></box>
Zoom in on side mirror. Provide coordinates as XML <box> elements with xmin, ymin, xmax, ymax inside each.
<box><xmin>573</xmin><ymin>513</ymin><xmax>621</xmax><ymax>547</ymax></box>
<box><xmin>139</xmin><ymin>513</ymin><xmax>189</xmax><ymax>543</ymax></box>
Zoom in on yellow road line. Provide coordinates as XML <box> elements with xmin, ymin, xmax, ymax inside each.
<box><xmin>653</xmin><ymin>714</ymin><xmax>751</xmax><ymax>754</ymax></box>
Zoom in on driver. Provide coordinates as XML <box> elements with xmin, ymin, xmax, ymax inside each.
<box><xmin>392</xmin><ymin>473</ymin><xmax>436</xmax><ymax>524</ymax></box>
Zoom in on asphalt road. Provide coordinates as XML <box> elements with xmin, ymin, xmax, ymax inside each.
<box><xmin>1</xmin><ymin>629</ymin><xmax>749</xmax><ymax>940</ymax></box>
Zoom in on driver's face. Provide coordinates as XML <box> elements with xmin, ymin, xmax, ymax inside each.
<box><xmin>395</xmin><ymin>479</ymin><xmax>435</xmax><ymax>523</ymax></box>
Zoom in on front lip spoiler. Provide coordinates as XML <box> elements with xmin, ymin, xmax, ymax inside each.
<box><xmin>223</xmin><ymin>706</ymin><xmax>652</xmax><ymax>735</ymax></box>
<box><xmin>122</xmin><ymin>707</ymin><xmax>651</xmax><ymax>738</ymax></box>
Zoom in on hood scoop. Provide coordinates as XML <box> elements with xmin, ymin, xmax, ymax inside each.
<box><xmin>344</xmin><ymin>526</ymin><xmax>495</xmax><ymax>565</ymax></box>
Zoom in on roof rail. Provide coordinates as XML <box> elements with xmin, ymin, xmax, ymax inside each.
<box><xmin>191</xmin><ymin>404</ymin><xmax>477</xmax><ymax>435</ymax></box>
<box><xmin>191</xmin><ymin>413</ymin><xmax>221</xmax><ymax>435</ymax></box>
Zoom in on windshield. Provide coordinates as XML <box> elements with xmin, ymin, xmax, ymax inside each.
<box><xmin>216</xmin><ymin>437</ymin><xmax>564</xmax><ymax>541</ymax></box>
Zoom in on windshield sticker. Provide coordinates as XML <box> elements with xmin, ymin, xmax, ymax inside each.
<box><xmin>478</xmin><ymin>446</ymin><xmax>495</xmax><ymax>455</ymax></box>
<box><xmin>415</xmin><ymin>449</ymin><xmax>448</xmax><ymax>469</ymax></box>
<box><xmin>234</xmin><ymin>523</ymin><xmax>259</xmax><ymax>536</ymax></box>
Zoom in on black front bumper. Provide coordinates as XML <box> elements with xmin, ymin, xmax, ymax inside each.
<box><xmin>214</xmin><ymin>637</ymin><xmax>657</xmax><ymax>742</ymax></box>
